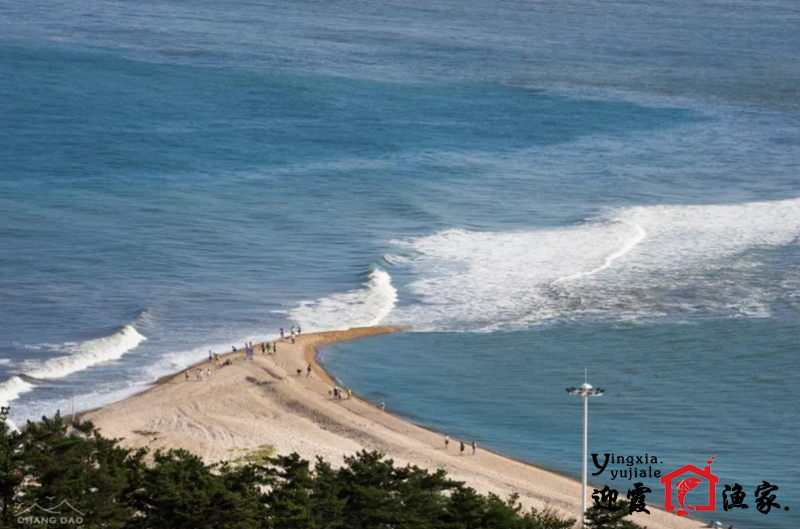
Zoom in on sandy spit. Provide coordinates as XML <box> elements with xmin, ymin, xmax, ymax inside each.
<box><xmin>84</xmin><ymin>327</ymin><xmax>705</xmax><ymax>529</ymax></box>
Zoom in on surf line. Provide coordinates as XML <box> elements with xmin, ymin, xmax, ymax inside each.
<box><xmin>552</xmin><ymin>221</ymin><xmax>647</xmax><ymax>285</ymax></box>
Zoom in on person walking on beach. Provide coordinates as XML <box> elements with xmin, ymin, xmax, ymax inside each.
<box><xmin>306</xmin><ymin>364</ymin><xmax>312</xmax><ymax>377</ymax></box>
<box><xmin>460</xmin><ymin>441</ymin><xmax>465</xmax><ymax>455</ymax></box>
<box><xmin>196</xmin><ymin>368</ymin><xmax>202</xmax><ymax>380</ymax></box>
<box><xmin>347</xmin><ymin>388</ymin><xmax>352</xmax><ymax>399</ymax></box>
<box><xmin>185</xmin><ymin>371</ymin><xmax>190</xmax><ymax>381</ymax></box>
<box><xmin>280</xmin><ymin>327</ymin><xmax>284</xmax><ymax>339</ymax></box>
<box><xmin>208</xmin><ymin>351</ymin><xmax>213</xmax><ymax>361</ymax></box>
<box><xmin>206</xmin><ymin>368</ymin><xmax>211</xmax><ymax>379</ymax></box>
<box><xmin>379</xmin><ymin>401</ymin><xmax>385</xmax><ymax>411</ymax></box>
<box><xmin>273</xmin><ymin>342</ymin><xmax>277</xmax><ymax>353</ymax></box>
<box><xmin>444</xmin><ymin>434</ymin><xmax>449</xmax><ymax>448</ymax></box>
<box><xmin>297</xmin><ymin>326</ymin><xmax>301</xmax><ymax>335</ymax></box>
<box><xmin>471</xmin><ymin>440</ymin><xmax>476</xmax><ymax>455</ymax></box>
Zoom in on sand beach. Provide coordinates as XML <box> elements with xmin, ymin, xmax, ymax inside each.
<box><xmin>82</xmin><ymin>328</ymin><xmax>706</xmax><ymax>529</ymax></box>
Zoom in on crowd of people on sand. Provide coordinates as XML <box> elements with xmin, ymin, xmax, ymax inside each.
<box><xmin>330</xmin><ymin>386</ymin><xmax>354</xmax><ymax>400</ymax></box>
<box><xmin>185</xmin><ymin>366</ymin><xmax>213</xmax><ymax>381</ymax></box>
<box><xmin>443</xmin><ymin>434</ymin><xmax>478</xmax><ymax>456</ymax></box>
<box><xmin>279</xmin><ymin>326</ymin><xmax>301</xmax><ymax>344</ymax></box>
<box><xmin>184</xmin><ymin>326</ymin><xmax>304</xmax><ymax>382</ymax></box>
<box><xmin>182</xmin><ymin>327</ymin><xmax>488</xmax><ymax>464</ymax></box>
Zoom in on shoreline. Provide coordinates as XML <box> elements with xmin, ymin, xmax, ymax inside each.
<box><xmin>310</xmin><ymin>336</ymin><xmax>575</xmax><ymax>483</ymax></box>
<box><xmin>84</xmin><ymin>327</ymin><xmax>705</xmax><ymax>529</ymax></box>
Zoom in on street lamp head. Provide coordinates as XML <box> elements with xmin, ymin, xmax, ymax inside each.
<box><xmin>566</xmin><ymin>385</ymin><xmax>604</xmax><ymax>397</ymax></box>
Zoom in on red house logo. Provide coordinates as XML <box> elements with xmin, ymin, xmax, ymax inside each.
<box><xmin>660</xmin><ymin>456</ymin><xmax>718</xmax><ymax>517</ymax></box>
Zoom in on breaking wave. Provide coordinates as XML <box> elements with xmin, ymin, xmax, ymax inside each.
<box><xmin>286</xmin><ymin>268</ymin><xmax>398</xmax><ymax>331</ymax></box>
<box><xmin>0</xmin><ymin>324</ymin><xmax>146</xmax><ymax>406</ymax></box>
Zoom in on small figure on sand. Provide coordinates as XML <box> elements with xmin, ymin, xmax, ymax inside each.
<box><xmin>460</xmin><ymin>441</ymin><xmax>465</xmax><ymax>455</ymax></box>
<box><xmin>280</xmin><ymin>327</ymin><xmax>284</xmax><ymax>339</ymax></box>
<box><xmin>208</xmin><ymin>351</ymin><xmax>213</xmax><ymax>361</ymax></box>
<box><xmin>273</xmin><ymin>342</ymin><xmax>277</xmax><ymax>353</ymax></box>
<box><xmin>472</xmin><ymin>440</ymin><xmax>476</xmax><ymax>455</ymax></box>
<box><xmin>379</xmin><ymin>401</ymin><xmax>385</xmax><ymax>411</ymax></box>
<box><xmin>196</xmin><ymin>368</ymin><xmax>203</xmax><ymax>380</ymax></box>
<box><xmin>296</xmin><ymin>368</ymin><xmax>302</xmax><ymax>376</ymax></box>
<box><xmin>444</xmin><ymin>434</ymin><xmax>449</xmax><ymax>448</ymax></box>
<box><xmin>306</xmin><ymin>364</ymin><xmax>312</xmax><ymax>377</ymax></box>
<box><xmin>347</xmin><ymin>388</ymin><xmax>352</xmax><ymax>399</ymax></box>
<box><xmin>231</xmin><ymin>345</ymin><xmax>236</xmax><ymax>353</ymax></box>
<box><xmin>291</xmin><ymin>334</ymin><xmax>296</xmax><ymax>344</ymax></box>
<box><xmin>206</xmin><ymin>368</ymin><xmax>211</xmax><ymax>379</ymax></box>
<box><xmin>185</xmin><ymin>371</ymin><xmax>190</xmax><ymax>381</ymax></box>
<box><xmin>297</xmin><ymin>326</ymin><xmax>301</xmax><ymax>335</ymax></box>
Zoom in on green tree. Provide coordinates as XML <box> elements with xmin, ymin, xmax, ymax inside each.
<box><xmin>308</xmin><ymin>458</ymin><xmax>346</xmax><ymax>529</ymax></box>
<box><xmin>0</xmin><ymin>413</ymin><xmax>578</xmax><ymax>529</ymax></box>
<box><xmin>18</xmin><ymin>414</ymin><xmax>143</xmax><ymax>528</ymax></box>
<box><xmin>265</xmin><ymin>453</ymin><xmax>315</xmax><ymax>529</ymax></box>
<box><xmin>131</xmin><ymin>448</ymin><xmax>264</xmax><ymax>529</ymax></box>
<box><xmin>0</xmin><ymin>407</ymin><xmax>23</xmax><ymax>526</ymax></box>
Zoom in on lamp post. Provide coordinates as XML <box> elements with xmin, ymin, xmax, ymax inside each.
<box><xmin>566</xmin><ymin>378</ymin><xmax>604</xmax><ymax>528</ymax></box>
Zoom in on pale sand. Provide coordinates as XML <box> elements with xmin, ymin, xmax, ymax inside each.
<box><xmin>84</xmin><ymin>327</ymin><xmax>705</xmax><ymax>529</ymax></box>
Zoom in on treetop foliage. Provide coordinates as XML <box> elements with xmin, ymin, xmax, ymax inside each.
<box><xmin>0</xmin><ymin>410</ymin><xmax>637</xmax><ymax>529</ymax></box>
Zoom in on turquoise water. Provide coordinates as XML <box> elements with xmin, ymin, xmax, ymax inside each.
<box><xmin>2</xmin><ymin>1</ymin><xmax>799</xmax><ymax>526</ymax></box>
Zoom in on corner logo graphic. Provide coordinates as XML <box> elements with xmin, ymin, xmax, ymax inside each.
<box><xmin>660</xmin><ymin>455</ymin><xmax>718</xmax><ymax>517</ymax></box>
<box><xmin>16</xmin><ymin>500</ymin><xmax>85</xmax><ymax>526</ymax></box>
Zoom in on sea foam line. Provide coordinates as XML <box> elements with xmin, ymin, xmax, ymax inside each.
<box><xmin>553</xmin><ymin>221</ymin><xmax>647</xmax><ymax>284</ymax></box>
<box><xmin>384</xmin><ymin>195</ymin><xmax>800</xmax><ymax>330</ymax></box>
<box><xmin>0</xmin><ymin>324</ymin><xmax>146</xmax><ymax>407</ymax></box>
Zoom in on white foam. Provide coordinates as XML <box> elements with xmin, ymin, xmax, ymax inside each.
<box><xmin>27</xmin><ymin>325</ymin><xmax>147</xmax><ymax>380</ymax></box>
<box><xmin>286</xmin><ymin>268</ymin><xmax>398</xmax><ymax>332</ymax></box>
<box><xmin>0</xmin><ymin>376</ymin><xmax>35</xmax><ymax>408</ymax></box>
<box><xmin>385</xmin><ymin>196</ymin><xmax>800</xmax><ymax>331</ymax></box>
<box><xmin>554</xmin><ymin>222</ymin><xmax>647</xmax><ymax>284</ymax></box>
<box><xmin>0</xmin><ymin>325</ymin><xmax>146</xmax><ymax>407</ymax></box>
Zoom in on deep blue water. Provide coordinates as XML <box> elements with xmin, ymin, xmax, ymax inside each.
<box><xmin>1</xmin><ymin>1</ymin><xmax>799</xmax><ymax>527</ymax></box>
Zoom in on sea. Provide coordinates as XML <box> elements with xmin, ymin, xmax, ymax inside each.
<box><xmin>1</xmin><ymin>1</ymin><xmax>798</xmax><ymax>527</ymax></box>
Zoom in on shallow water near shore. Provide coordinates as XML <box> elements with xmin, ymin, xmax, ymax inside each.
<box><xmin>322</xmin><ymin>320</ymin><xmax>798</xmax><ymax>528</ymax></box>
<box><xmin>2</xmin><ymin>0</ymin><xmax>799</xmax><ymax>526</ymax></box>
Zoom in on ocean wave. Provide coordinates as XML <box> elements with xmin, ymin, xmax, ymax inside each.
<box><xmin>0</xmin><ymin>376</ymin><xmax>35</xmax><ymax>408</ymax></box>
<box><xmin>286</xmin><ymin>268</ymin><xmax>397</xmax><ymax>331</ymax></box>
<box><xmin>384</xmin><ymin>196</ymin><xmax>800</xmax><ymax>331</ymax></box>
<box><xmin>0</xmin><ymin>324</ymin><xmax>147</xmax><ymax>407</ymax></box>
